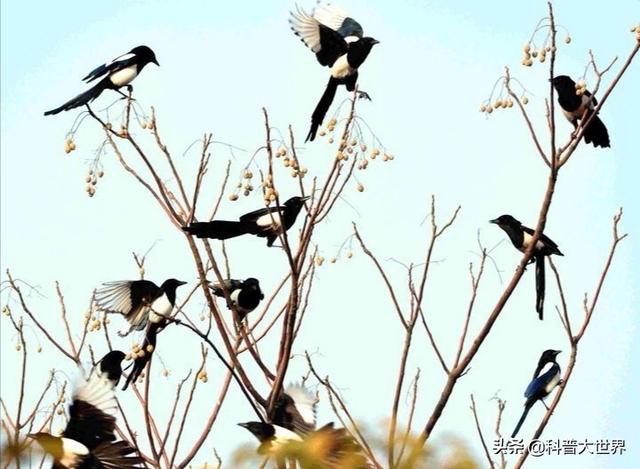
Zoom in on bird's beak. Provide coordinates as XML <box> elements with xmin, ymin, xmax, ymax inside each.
<box><xmin>153</xmin><ymin>59</ymin><xmax>160</xmax><ymax>66</ymax></box>
<box><xmin>301</xmin><ymin>196</ymin><xmax>311</xmax><ymax>202</ymax></box>
<box><xmin>237</xmin><ymin>422</ymin><xmax>249</xmax><ymax>429</ymax></box>
<box><xmin>555</xmin><ymin>350</ymin><xmax>562</xmax><ymax>355</ymax></box>
<box><xmin>26</xmin><ymin>434</ymin><xmax>36</xmax><ymax>439</ymax></box>
<box><xmin>489</xmin><ymin>218</ymin><xmax>498</xmax><ymax>224</ymax></box>
<box><xmin>177</xmin><ymin>280</ymin><xmax>187</xmax><ymax>286</ymax></box>
<box><xmin>372</xmin><ymin>39</ymin><xmax>380</xmax><ymax>45</ymax></box>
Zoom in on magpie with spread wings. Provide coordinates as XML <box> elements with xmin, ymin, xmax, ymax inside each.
<box><xmin>28</xmin><ymin>351</ymin><xmax>142</xmax><ymax>468</ymax></box>
<box><xmin>290</xmin><ymin>2</ymin><xmax>379</xmax><ymax>142</ymax></box>
<box><xmin>44</xmin><ymin>45</ymin><xmax>158</xmax><ymax>116</ymax></box>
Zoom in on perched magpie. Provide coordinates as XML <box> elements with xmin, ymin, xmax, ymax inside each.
<box><xmin>97</xmin><ymin>350</ymin><xmax>126</xmax><ymax>386</ymax></box>
<box><xmin>511</xmin><ymin>349</ymin><xmax>562</xmax><ymax>438</ymax></box>
<box><xmin>490</xmin><ymin>215</ymin><xmax>563</xmax><ymax>320</ymax></box>
<box><xmin>44</xmin><ymin>45</ymin><xmax>159</xmax><ymax>116</ymax></box>
<box><xmin>28</xmin><ymin>352</ymin><xmax>142</xmax><ymax>469</ymax></box>
<box><xmin>94</xmin><ymin>278</ymin><xmax>186</xmax><ymax>337</ymax></box>
<box><xmin>184</xmin><ymin>196</ymin><xmax>309</xmax><ymax>247</ymax></box>
<box><xmin>290</xmin><ymin>2</ymin><xmax>379</xmax><ymax>141</ymax></box>
<box><xmin>210</xmin><ymin>277</ymin><xmax>264</xmax><ymax>321</ymax></box>
<box><xmin>551</xmin><ymin>75</ymin><xmax>610</xmax><ymax>148</ymax></box>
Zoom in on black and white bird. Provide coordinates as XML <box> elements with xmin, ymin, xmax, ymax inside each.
<box><xmin>184</xmin><ymin>196</ymin><xmax>309</xmax><ymax>247</ymax></box>
<box><xmin>96</xmin><ymin>350</ymin><xmax>126</xmax><ymax>387</ymax></box>
<box><xmin>551</xmin><ymin>75</ymin><xmax>610</xmax><ymax>148</ymax></box>
<box><xmin>28</xmin><ymin>351</ymin><xmax>142</xmax><ymax>469</ymax></box>
<box><xmin>94</xmin><ymin>278</ymin><xmax>186</xmax><ymax>337</ymax></box>
<box><xmin>511</xmin><ymin>349</ymin><xmax>562</xmax><ymax>438</ymax></box>
<box><xmin>240</xmin><ymin>384</ymin><xmax>369</xmax><ymax>467</ymax></box>
<box><xmin>490</xmin><ymin>215</ymin><xmax>563</xmax><ymax>320</ymax></box>
<box><xmin>290</xmin><ymin>2</ymin><xmax>379</xmax><ymax>141</ymax></box>
<box><xmin>210</xmin><ymin>277</ymin><xmax>264</xmax><ymax>321</ymax></box>
<box><xmin>44</xmin><ymin>45</ymin><xmax>159</xmax><ymax>116</ymax></box>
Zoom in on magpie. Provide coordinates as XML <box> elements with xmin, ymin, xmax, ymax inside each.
<box><xmin>290</xmin><ymin>2</ymin><xmax>379</xmax><ymax>142</ymax></box>
<box><xmin>551</xmin><ymin>75</ymin><xmax>610</xmax><ymax>148</ymax></box>
<box><xmin>94</xmin><ymin>278</ymin><xmax>186</xmax><ymax>337</ymax></box>
<box><xmin>28</xmin><ymin>351</ymin><xmax>142</xmax><ymax>469</ymax></box>
<box><xmin>121</xmin><ymin>319</ymin><xmax>165</xmax><ymax>391</ymax></box>
<box><xmin>490</xmin><ymin>215</ymin><xmax>563</xmax><ymax>320</ymax></box>
<box><xmin>44</xmin><ymin>45</ymin><xmax>159</xmax><ymax>116</ymax></box>
<box><xmin>97</xmin><ymin>350</ymin><xmax>126</xmax><ymax>386</ymax></box>
<box><xmin>240</xmin><ymin>384</ymin><xmax>369</xmax><ymax>467</ymax></box>
<box><xmin>184</xmin><ymin>196</ymin><xmax>309</xmax><ymax>247</ymax></box>
<box><xmin>511</xmin><ymin>349</ymin><xmax>562</xmax><ymax>438</ymax></box>
<box><xmin>210</xmin><ymin>277</ymin><xmax>264</xmax><ymax>321</ymax></box>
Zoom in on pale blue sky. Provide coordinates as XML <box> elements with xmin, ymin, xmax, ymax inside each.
<box><xmin>1</xmin><ymin>1</ymin><xmax>639</xmax><ymax>468</ymax></box>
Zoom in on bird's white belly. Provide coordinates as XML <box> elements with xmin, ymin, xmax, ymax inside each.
<box><xmin>149</xmin><ymin>294</ymin><xmax>172</xmax><ymax>322</ymax></box>
<box><xmin>110</xmin><ymin>65</ymin><xmax>138</xmax><ymax>87</ymax></box>
<box><xmin>256</xmin><ymin>212</ymin><xmax>282</xmax><ymax>228</ymax></box>
<box><xmin>522</xmin><ymin>232</ymin><xmax>544</xmax><ymax>251</ymax></box>
<box><xmin>544</xmin><ymin>372</ymin><xmax>561</xmax><ymax>393</ymax></box>
<box><xmin>331</xmin><ymin>55</ymin><xmax>354</xmax><ymax>79</ymax></box>
<box><xmin>230</xmin><ymin>288</ymin><xmax>241</xmax><ymax>306</ymax></box>
<box><xmin>60</xmin><ymin>438</ymin><xmax>89</xmax><ymax>466</ymax></box>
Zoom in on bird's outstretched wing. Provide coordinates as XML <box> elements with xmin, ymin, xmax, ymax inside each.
<box><xmin>272</xmin><ymin>384</ymin><xmax>318</xmax><ymax>435</ymax></box>
<box><xmin>83</xmin><ymin>52</ymin><xmax>138</xmax><ymax>83</ymax></box>
<box><xmin>312</xmin><ymin>2</ymin><xmax>364</xmax><ymax>40</ymax></box>
<box><xmin>64</xmin><ymin>372</ymin><xmax>117</xmax><ymax>450</ymax></box>
<box><xmin>290</xmin><ymin>5</ymin><xmax>348</xmax><ymax>67</ymax></box>
<box><xmin>95</xmin><ymin>280</ymin><xmax>163</xmax><ymax>331</ymax></box>
<box><xmin>92</xmin><ymin>440</ymin><xmax>144</xmax><ymax>469</ymax></box>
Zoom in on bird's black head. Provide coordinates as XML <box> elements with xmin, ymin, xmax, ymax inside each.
<box><xmin>161</xmin><ymin>278</ymin><xmax>187</xmax><ymax>293</ymax></box>
<box><xmin>489</xmin><ymin>214</ymin><xmax>521</xmax><ymax>228</ymax></box>
<box><xmin>98</xmin><ymin>350</ymin><xmax>126</xmax><ymax>382</ymax></box>
<box><xmin>540</xmin><ymin>349</ymin><xmax>561</xmax><ymax>364</ymax></box>
<box><xmin>551</xmin><ymin>75</ymin><xmax>575</xmax><ymax>92</ymax></box>
<box><xmin>238</xmin><ymin>422</ymin><xmax>275</xmax><ymax>442</ymax></box>
<box><xmin>130</xmin><ymin>45</ymin><xmax>159</xmax><ymax>67</ymax></box>
<box><xmin>284</xmin><ymin>196</ymin><xmax>310</xmax><ymax>209</ymax></box>
<box><xmin>244</xmin><ymin>277</ymin><xmax>264</xmax><ymax>297</ymax></box>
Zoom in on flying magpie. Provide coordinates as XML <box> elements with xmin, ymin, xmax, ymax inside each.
<box><xmin>184</xmin><ymin>196</ymin><xmax>309</xmax><ymax>247</ymax></box>
<box><xmin>28</xmin><ymin>352</ymin><xmax>142</xmax><ymax>469</ymax></box>
<box><xmin>290</xmin><ymin>2</ymin><xmax>379</xmax><ymax>142</ymax></box>
<box><xmin>94</xmin><ymin>278</ymin><xmax>186</xmax><ymax>337</ymax></box>
<box><xmin>551</xmin><ymin>75</ymin><xmax>610</xmax><ymax>148</ymax></box>
<box><xmin>210</xmin><ymin>277</ymin><xmax>264</xmax><ymax>321</ymax></box>
<box><xmin>44</xmin><ymin>45</ymin><xmax>159</xmax><ymax>116</ymax></box>
<box><xmin>511</xmin><ymin>349</ymin><xmax>562</xmax><ymax>438</ymax></box>
<box><xmin>490</xmin><ymin>215</ymin><xmax>563</xmax><ymax>320</ymax></box>
<box><xmin>240</xmin><ymin>384</ymin><xmax>369</xmax><ymax>467</ymax></box>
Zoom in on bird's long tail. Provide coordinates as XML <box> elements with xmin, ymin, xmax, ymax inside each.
<box><xmin>511</xmin><ymin>403</ymin><xmax>532</xmax><ymax>438</ymax></box>
<box><xmin>583</xmin><ymin>114</ymin><xmax>610</xmax><ymax>148</ymax></box>
<box><xmin>183</xmin><ymin>220</ymin><xmax>257</xmax><ymax>240</ymax></box>
<box><xmin>122</xmin><ymin>323</ymin><xmax>159</xmax><ymax>390</ymax></box>
<box><xmin>44</xmin><ymin>79</ymin><xmax>108</xmax><ymax>116</ymax></box>
<box><xmin>535</xmin><ymin>255</ymin><xmax>545</xmax><ymax>320</ymax></box>
<box><xmin>306</xmin><ymin>77</ymin><xmax>339</xmax><ymax>142</ymax></box>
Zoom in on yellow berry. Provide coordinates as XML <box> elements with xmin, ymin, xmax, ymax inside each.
<box><xmin>564</xmin><ymin>36</ymin><xmax>571</xmax><ymax>44</ymax></box>
<box><xmin>146</xmin><ymin>344</ymin><xmax>154</xmax><ymax>353</ymax></box>
<box><xmin>229</xmin><ymin>193</ymin><xmax>239</xmax><ymax>201</ymax></box>
<box><xmin>356</xmin><ymin>182</ymin><xmax>364</xmax><ymax>192</ymax></box>
<box><xmin>522</xmin><ymin>96</ymin><xmax>529</xmax><ymax>105</ymax></box>
<box><xmin>346</xmin><ymin>250</ymin><xmax>353</xmax><ymax>259</ymax></box>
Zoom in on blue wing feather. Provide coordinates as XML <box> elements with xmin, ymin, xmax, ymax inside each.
<box><xmin>82</xmin><ymin>53</ymin><xmax>137</xmax><ymax>83</ymax></box>
<box><xmin>524</xmin><ymin>364</ymin><xmax>559</xmax><ymax>398</ymax></box>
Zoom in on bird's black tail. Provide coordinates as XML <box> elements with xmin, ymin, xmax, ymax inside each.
<box><xmin>122</xmin><ymin>324</ymin><xmax>159</xmax><ymax>390</ymax></box>
<box><xmin>93</xmin><ymin>440</ymin><xmax>143</xmax><ymax>469</ymax></box>
<box><xmin>183</xmin><ymin>220</ymin><xmax>257</xmax><ymax>240</ymax></box>
<box><xmin>44</xmin><ymin>79</ymin><xmax>108</xmax><ymax>116</ymax></box>
<box><xmin>535</xmin><ymin>255</ymin><xmax>545</xmax><ymax>320</ymax></box>
<box><xmin>583</xmin><ymin>114</ymin><xmax>610</xmax><ymax>148</ymax></box>
<box><xmin>306</xmin><ymin>77</ymin><xmax>339</xmax><ymax>142</ymax></box>
<box><xmin>511</xmin><ymin>403</ymin><xmax>532</xmax><ymax>438</ymax></box>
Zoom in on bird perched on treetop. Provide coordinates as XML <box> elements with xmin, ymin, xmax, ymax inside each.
<box><xmin>490</xmin><ymin>215</ymin><xmax>563</xmax><ymax>320</ymax></box>
<box><xmin>28</xmin><ymin>351</ymin><xmax>142</xmax><ymax>469</ymax></box>
<box><xmin>240</xmin><ymin>384</ymin><xmax>370</xmax><ymax>467</ymax></box>
<box><xmin>94</xmin><ymin>278</ymin><xmax>186</xmax><ymax>337</ymax></box>
<box><xmin>210</xmin><ymin>277</ymin><xmax>264</xmax><ymax>321</ymax></box>
<box><xmin>44</xmin><ymin>45</ymin><xmax>159</xmax><ymax>116</ymax></box>
<box><xmin>184</xmin><ymin>196</ymin><xmax>309</xmax><ymax>247</ymax></box>
<box><xmin>290</xmin><ymin>2</ymin><xmax>379</xmax><ymax>142</ymax></box>
<box><xmin>551</xmin><ymin>75</ymin><xmax>610</xmax><ymax>148</ymax></box>
<box><xmin>511</xmin><ymin>349</ymin><xmax>562</xmax><ymax>438</ymax></box>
